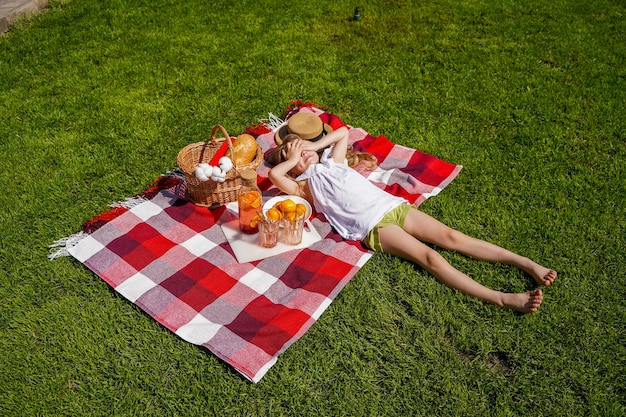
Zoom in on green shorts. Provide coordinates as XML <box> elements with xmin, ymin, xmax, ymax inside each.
<box><xmin>364</xmin><ymin>203</ymin><xmax>413</xmax><ymax>252</ymax></box>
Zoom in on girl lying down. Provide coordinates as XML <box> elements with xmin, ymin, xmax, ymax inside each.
<box><xmin>267</xmin><ymin>127</ymin><xmax>556</xmax><ymax>313</ymax></box>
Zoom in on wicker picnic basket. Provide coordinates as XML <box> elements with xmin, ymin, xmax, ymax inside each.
<box><xmin>177</xmin><ymin>125</ymin><xmax>263</xmax><ymax>207</ymax></box>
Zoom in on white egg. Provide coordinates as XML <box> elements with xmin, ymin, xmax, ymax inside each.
<box><xmin>218</xmin><ymin>156</ymin><xmax>233</xmax><ymax>173</ymax></box>
<box><xmin>194</xmin><ymin>166</ymin><xmax>205</xmax><ymax>179</ymax></box>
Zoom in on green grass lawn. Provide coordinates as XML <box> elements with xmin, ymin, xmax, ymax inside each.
<box><xmin>1</xmin><ymin>0</ymin><xmax>624</xmax><ymax>415</ymax></box>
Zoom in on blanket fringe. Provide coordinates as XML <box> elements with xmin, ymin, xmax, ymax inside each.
<box><xmin>48</xmin><ymin>232</ymin><xmax>87</xmax><ymax>259</ymax></box>
<box><xmin>49</xmin><ymin>171</ymin><xmax>186</xmax><ymax>260</ymax></box>
<box><xmin>48</xmin><ymin>196</ymin><xmax>147</xmax><ymax>260</ymax></box>
<box><xmin>260</xmin><ymin>113</ymin><xmax>285</xmax><ymax>131</ymax></box>
<box><xmin>110</xmin><ymin>196</ymin><xmax>147</xmax><ymax>209</ymax></box>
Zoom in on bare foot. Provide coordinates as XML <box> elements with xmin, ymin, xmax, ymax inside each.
<box><xmin>523</xmin><ymin>260</ymin><xmax>557</xmax><ymax>286</ymax></box>
<box><xmin>533</xmin><ymin>268</ymin><xmax>557</xmax><ymax>286</ymax></box>
<box><xmin>501</xmin><ymin>289</ymin><xmax>543</xmax><ymax>313</ymax></box>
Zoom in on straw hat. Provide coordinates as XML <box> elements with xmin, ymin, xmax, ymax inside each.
<box><xmin>274</xmin><ymin>113</ymin><xmax>333</xmax><ymax>145</ymax></box>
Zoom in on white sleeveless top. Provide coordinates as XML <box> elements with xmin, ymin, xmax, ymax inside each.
<box><xmin>297</xmin><ymin>147</ymin><xmax>407</xmax><ymax>240</ymax></box>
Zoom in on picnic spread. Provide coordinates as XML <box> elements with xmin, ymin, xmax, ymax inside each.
<box><xmin>49</xmin><ymin>103</ymin><xmax>463</xmax><ymax>382</ymax></box>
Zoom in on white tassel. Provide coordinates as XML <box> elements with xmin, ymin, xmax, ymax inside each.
<box><xmin>260</xmin><ymin>113</ymin><xmax>284</xmax><ymax>131</ymax></box>
<box><xmin>49</xmin><ymin>171</ymin><xmax>186</xmax><ymax>260</ymax></box>
<box><xmin>110</xmin><ymin>196</ymin><xmax>146</xmax><ymax>209</ymax></box>
<box><xmin>48</xmin><ymin>232</ymin><xmax>87</xmax><ymax>259</ymax></box>
<box><xmin>166</xmin><ymin>169</ymin><xmax>186</xmax><ymax>180</ymax></box>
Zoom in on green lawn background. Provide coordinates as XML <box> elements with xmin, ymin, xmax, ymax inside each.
<box><xmin>0</xmin><ymin>0</ymin><xmax>624</xmax><ymax>415</ymax></box>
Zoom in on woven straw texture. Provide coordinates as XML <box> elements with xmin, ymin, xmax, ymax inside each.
<box><xmin>177</xmin><ymin>125</ymin><xmax>263</xmax><ymax>207</ymax></box>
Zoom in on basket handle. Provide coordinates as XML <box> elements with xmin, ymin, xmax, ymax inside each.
<box><xmin>210</xmin><ymin>125</ymin><xmax>238</xmax><ymax>169</ymax></box>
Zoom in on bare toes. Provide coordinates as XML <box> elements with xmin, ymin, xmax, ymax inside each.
<box><xmin>542</xmin><ymin>270</ymin><xmax>557</xmax><ymax>286</ymax></box>
<box><xmin>534</xmin><ymin>268</ymin><xmax>557</xmax><ymax>286</ymax></box>
<box><xmin>529</xmin><ymin>289</ymin><xmax>544</xmax><ymax>307</ymax></box>
<box><xmin>503</xmin><ymin>290</ymin><xmax>543</xmax><ymax>314</ymax></box>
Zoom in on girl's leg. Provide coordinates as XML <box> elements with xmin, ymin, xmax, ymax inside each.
<box><xmin>378</xmin><ymin>225</ymin><xmax>544</xmax><ymax>313</ymax></box>
<box><xmin>401</xmin><ymin>209</ymin><xmax>557</xmax><ymax>286</ymax></box>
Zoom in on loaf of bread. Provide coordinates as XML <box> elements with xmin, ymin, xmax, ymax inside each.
<box><xmin>228</xmin><ymin>134</ymin><xmax>257</xmax><ymax>166</ymax></box>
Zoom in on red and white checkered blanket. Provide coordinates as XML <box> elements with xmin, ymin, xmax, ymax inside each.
<box><xmin>51</xmin><ymin>106</ymin><xmax>462</xmax><ymax>382</ymax></box>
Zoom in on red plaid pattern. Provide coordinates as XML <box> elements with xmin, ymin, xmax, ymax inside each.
<box><xmin>65</xmin><ymin>107</ymin><xmax>461</xmax><ymax>382</ymax></box>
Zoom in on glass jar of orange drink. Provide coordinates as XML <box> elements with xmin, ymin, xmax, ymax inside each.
<box><xmin>237</xmin><ymin>169</ymin><xmax>262</xmax><ymax>234</ymax></box>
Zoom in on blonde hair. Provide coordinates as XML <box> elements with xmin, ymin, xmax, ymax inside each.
<box><xmin>267</xmin><ymin>134</ymin><xmax>378</xmax><ymax>170</ymax></box>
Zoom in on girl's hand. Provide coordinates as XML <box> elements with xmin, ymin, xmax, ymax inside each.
<box><xmin>284</xmin><ymin>139</ymin><xmax>305</xmax><ymax>162</ymax></box>
<box><xmin>300</xmin><ymin>140</ymin><xmax>318</xmax><ymax>153</ymax></box>
<box><xmin>291</xmin><ymin>126</ymin><xmax>349</xmax><ymax>163</ymax></box>
<box><xmin>269</xmin><ymin>139</ymin><xmax>305</xmax><ymax>197</ymax></box>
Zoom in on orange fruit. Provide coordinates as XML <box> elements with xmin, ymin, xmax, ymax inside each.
<box><xmin>280</xmin><ymin>199</ymin><xmax>297</xmax><ymax>213</ymax></box>
<box><xmin>238</xmin><ymin>195</ymin><xmax>250</xmax><ymax>209</ymax></box>
<box><xmin>295</xmin><ymin>203</ymin><xmax>307</xmax><ymax>218</ymax></box>
<box><xmin>249</xmin><ymin>191</ymin><xmax>262</xmax><ymax>209</ymax></box>
<box><xmin>249</xmin><ymin>213</ymin><xmax>263</xmax><ymax>228</ymax></box>
<box><xmin>266</xmin><ymin>207</ymin><xmax>282</xmax><ymax>222</ymax></box>
<box><xmin>238</xmin><ymin>191</ymin><xmax>262</xmax><ymax>210</ymax></box>
<box><xmin>283</xmin><ymin>211</ymin><xmax>296</xmax><ymax>222</ymax></box>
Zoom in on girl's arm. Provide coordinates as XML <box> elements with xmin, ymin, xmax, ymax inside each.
<box><xmin>303</xmin><ymin>126</ymin><xmax>349</xmax><ymax>163</ymax></box>
<box><xmin>268</xmin><ymin>140</ymin><xmax>304</xmax><ymax>196</ymax></box>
